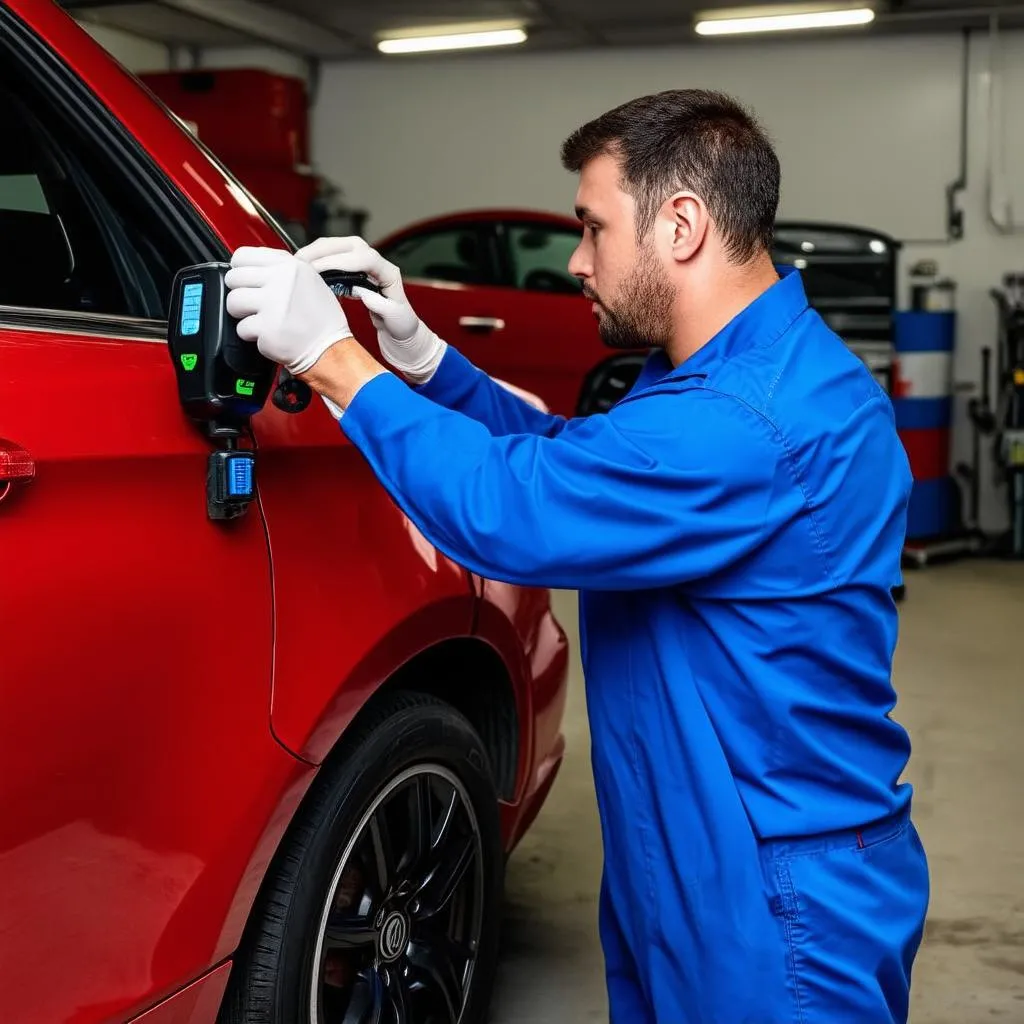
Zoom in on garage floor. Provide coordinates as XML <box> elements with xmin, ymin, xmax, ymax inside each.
<box><xmin>489</xmin><ymin>560</ymin><xmax>1024</xmax><ymax>1023</ymax></box>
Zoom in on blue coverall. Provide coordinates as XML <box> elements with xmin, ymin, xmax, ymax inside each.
<box><xmin>339</xmin><ymin>267</ymin><xmax>930</xmax><ymax>1022</ymax></box>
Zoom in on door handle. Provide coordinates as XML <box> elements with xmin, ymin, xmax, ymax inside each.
<box><xmin>458</xmin><ymin>316</ymin><xmax>505</xmax><ymax>333</ymax></box>
<box><xmin>0</xmin><ymin>438</ymin><xmax>35</xmax><ymax>502</ymax></box>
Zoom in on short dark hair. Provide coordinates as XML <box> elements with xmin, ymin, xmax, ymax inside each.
<box><xmin>560</xmin><ymin>89</ymin><xmax>780</xmax><ymax>264</ymax></box>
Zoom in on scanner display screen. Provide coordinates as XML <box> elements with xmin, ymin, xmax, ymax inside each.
<box><xmin>180</xmin><ymin>281</ymin><xmax>203</xmax><ymax>336</ymax></box>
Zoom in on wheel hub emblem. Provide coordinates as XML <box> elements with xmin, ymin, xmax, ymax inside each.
<box><xmin>379</xmin><ymin>911</ymin><xmax>408</xmax><ymax>962</ymax></box>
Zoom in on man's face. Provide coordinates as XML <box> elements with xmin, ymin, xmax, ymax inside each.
<box><xmin>567</xmin><ymin>152</ymin><xmax>676</xmax><ymax>351</ymax></box>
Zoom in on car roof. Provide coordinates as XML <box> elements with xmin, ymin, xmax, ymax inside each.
<box><xmin>375</xmin><ymin>208</ymin><xmax>580</xmax><ymax>248</ymax></box>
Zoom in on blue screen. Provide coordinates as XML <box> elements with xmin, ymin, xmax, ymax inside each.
<box><xmin>228</xmin><ymin>456</ymin><xmax>254</xmax><ymax>497</ymax></box>
<box><xmin>180</xmin><ymin>282</ymin><xmax>203</xmax><ymax>336</ymax></box>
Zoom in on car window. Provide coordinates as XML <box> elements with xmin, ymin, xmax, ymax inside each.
<box><xmin>0</xmin><ymin>79</ymin><xmax>192</xmax><ymax>320</ymax></box>
<box><xmin>382</xmin><ymin>228</ymin><xmax>493</xmax><ymax>285</ymax></box>
<box><xmin>506</xmin><ymin>225</ymin><xmax>582</xmax><ymax>295</ymax></box>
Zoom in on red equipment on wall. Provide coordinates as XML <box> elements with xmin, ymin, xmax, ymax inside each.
<box><xmin>139</xmin><ymin>68</ymin><xmax>316</xmax><ymax>234</ymax></box>
<box><xmin>139</xmin><ymin>68</ymin><xmax>309</xmax><ymax>167</ymax></box>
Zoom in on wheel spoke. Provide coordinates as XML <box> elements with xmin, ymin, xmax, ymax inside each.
<box><xmin>367</xmin><ymin>812</ymin><xmax>397</xmax><ymax>896</ymax></box>
<box><xmin>342</xmin><ymin>968</ymin><xmax>385</xmax><ymax>1024</ymax></box>
<box><xmin>404</xmin><ymin>774</ymin><xmax>433</xmax><ymax>873</ymax></box>
<box><xmin>411</xmin><ymin>790</ymin><xmax>475</xmax><ymax>921</ymax></box>
<box><xmin>383</xmin><ymin>966</ymin><xmax>410</xmax><ymax>1024</ymax></box>
<box><xmin>323</xmin><ymin>913</ymin><xmax>378</xmax><ymax>952</ymax></box>
<box><xmin>407</xmin><ymin>942</ymin><xmax>462</xmax><ymax>1024</ymax></box>
<box><xmin>417</xmin><ymin>920</ymin><xmax>475</xmax><ymax>968</ymax></box>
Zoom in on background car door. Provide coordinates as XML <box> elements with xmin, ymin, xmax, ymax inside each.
<box><xmin>0</xmin><ymin>30</ymin><xmax>280</xmax><ymax>1024</ymax></box>
<box><xmin>375</xmin><ymin>219</ymin><xmax>612</xmax><ymax>416</ymax></box>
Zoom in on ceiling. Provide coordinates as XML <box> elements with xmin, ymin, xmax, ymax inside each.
<box><xmin>60</xmin><ymin>0</ymin><xmax>1024</xmax><ymax>58</ymax></box>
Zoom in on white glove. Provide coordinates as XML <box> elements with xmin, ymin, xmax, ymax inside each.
<box><xmin>296</xmin><ymin>236</ymin><xmax>446</xmax><ymax>385</ymax></box>
<box><xmin>225</xmin><ymin>247</ymin><xmax>353</xmax><ymax>376</ymax></box>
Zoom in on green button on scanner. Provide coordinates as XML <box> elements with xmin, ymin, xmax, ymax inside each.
<box><xmin>180</xmin><ymin>353</ymin><xmax>198</xmax><ymax>371</ymax></box>
<box><xmin>235</xmin><ymin>379</ymin><xmax>256</xmax><ymax>397</ymax></box>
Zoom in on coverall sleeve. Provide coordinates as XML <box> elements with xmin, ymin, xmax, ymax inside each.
<box><xmin>340</xmin><ymin>371</ymin><xmax>788</xmax><ymax>591</ymax></box>
<box><xmin>415</xmin><ymin>344</ymin><xmax>570</xmax><ymax>438</ymax></box>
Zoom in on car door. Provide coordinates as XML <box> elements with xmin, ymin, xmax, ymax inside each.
<box><xmin>0</xmin><ymin>18</ymin><xmax>278</xmax><ymax>1023</ymax></box>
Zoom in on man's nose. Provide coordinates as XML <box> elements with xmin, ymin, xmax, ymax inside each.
<box><xmin>567</xmin><ymin>241</ymin><xmax>591</xmax><ymax>281</ymax></box>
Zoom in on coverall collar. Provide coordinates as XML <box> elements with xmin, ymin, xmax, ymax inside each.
<box><xmin>672</xmin><ymin>264</ymin><xmax>809</xmax><ymax>378</ymax></box>
<box><xmin>633</xmin><ymin>265</ymin><xmax>810</xmax><ymax>391</ymax></box>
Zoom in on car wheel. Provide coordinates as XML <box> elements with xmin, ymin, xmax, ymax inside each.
<box><xmin>220</xmin><ymin>691</ymin><xmax>504</xmax><ymax>1024</ymax></box>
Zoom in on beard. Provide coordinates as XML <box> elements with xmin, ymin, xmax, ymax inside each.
<box><xmin>585</xmin><ymin>244</ymin><xmax>675</xmax><ymax>351</ymax></box>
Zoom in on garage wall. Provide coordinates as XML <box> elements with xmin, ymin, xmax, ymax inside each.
<box><xmin>313</xmin><ymin>34</ymin><xmax>968</xmax><ymax>242</ymax></box>
<box><xmin>310</xmin><ymin>28</ymin><xmax>1024</xmax><ymax>532</ymax></box>
<box><xmin>78</xmin><ymin>22</ymin><xmax>169</xmax><ymax>72</ymax></box>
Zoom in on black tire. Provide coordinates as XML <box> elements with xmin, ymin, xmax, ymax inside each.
<box><xmin>219</xmin><ymin>691</ymin><xmax>504</xmax><ymax>1024</ymax></box>
<box><xmin>576</xmin><ymin>354</ymin><xmax>647</xmax><ymax>415</ymax></box>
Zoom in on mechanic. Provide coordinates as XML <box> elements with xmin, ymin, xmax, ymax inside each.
<box><xmin>224</xmin><ymin>88</ymin><xmax>930</xmax><ymax>1023</ymax></box>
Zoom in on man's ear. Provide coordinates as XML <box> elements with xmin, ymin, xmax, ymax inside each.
<box><xmin>663</xmin><ymin>191</ymin><xmax>708</xmax><ymax>264</ymax></box>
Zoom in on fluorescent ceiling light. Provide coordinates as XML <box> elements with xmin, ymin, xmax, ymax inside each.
<box><xmin>378</xmin><ymin>27</ymin><xmax>527</xmax><ymax>54</ymax></box>
<box><xmin>695</xmin><ymin>6</ymin><xmax>874</xmax><ymax>34</ymax></box>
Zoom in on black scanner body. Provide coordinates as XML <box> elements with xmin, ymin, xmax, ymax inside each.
<box><xmin>167</xmin><ymin>261</ymin><xmax>271</xmax><ymax>430</ymax></box>
<box><xmin>167</xmin><ymin>261</ymin><xmax>380</xmax><ymax>433</ymax></box>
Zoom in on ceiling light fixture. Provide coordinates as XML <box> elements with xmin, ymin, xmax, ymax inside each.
<box><xmin>377</xmin><ymin>27</ymin><xmax>528</xmax><ymax>54</ymax></box>
<box><xmin>694</xmin><ymin>6</ymin><xmax>874</xmax><ymax>35</ymax></box>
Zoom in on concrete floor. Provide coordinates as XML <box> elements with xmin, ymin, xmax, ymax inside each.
<box><xmin>489</xmin><ymin>560</ymin><xmax>1024</xmax><ymax>1023</ymax></box>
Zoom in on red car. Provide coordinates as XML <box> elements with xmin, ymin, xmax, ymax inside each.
<box><xmin>0</xmin><ymin>4</ymin><xmax>568</xmax><ymax>1023</ymax></box>
<box><xmin>371</xmin><ymin>209</ymin><xmax>643</xmax><ymax>418</ymax></box>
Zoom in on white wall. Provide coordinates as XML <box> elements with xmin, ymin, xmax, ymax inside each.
<box><xmin>311</xmin><ymin>29</ymin><xmax>1024</xmax><ymax>533</ymax></box>
<box><xmin>78</xmin><ymin>22</ymin><xmax>169</xmax><ymax>72</ymax></box>
<box><xmin>314</xmin><ymin>34</ymin><xmax>970</xmax><ymax>242</ymax></box>
<box><xmin>194</xmin><ymin>46</ymin><xmax>312</xmax><ymax>85</ymax></box>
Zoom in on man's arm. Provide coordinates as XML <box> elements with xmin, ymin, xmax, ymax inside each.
<box><xmin>306</xmin><ymin>340</ymin><xmax>792</xmax><ymax>591</ymax></box>
<box><xmin>414</xmin><ymin>344</ymin><xmax>570</xmax><ymax>439</ymax></box>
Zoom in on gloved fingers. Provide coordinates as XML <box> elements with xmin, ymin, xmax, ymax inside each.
<box><xmin>230</xmin><ymin>246</ymin><xmax>293</xmax><ymax>268</ymax></box>
<box><xmin>224</xmin><ymin>265</ymin><xmax>276</xmax><ymax>290</ymax></box>
<box><xmin>226</xmin><ymin>286</ymin><xmax>265</xmax><ymax>321</ymax></box>
<box><xmin>350</xmin><ymin>284</ymin><xmax>395</xmax><ymax>319</ymax></box>
<box><xmin>309</xmin><ymin>253</ymin><xmax>401</xmax><ymax>292</ymax></box>
<box><xmin>295</xmin><ymin>236</ymin><xmax>363</xmax><ymax>263</ymax></box>
<box><xmin>300</xmin><ymin>237</ymin><xmax>401</xmax><ymax>291</ymax></box>
<box><xmin>235</xmin><ymin>312</ymin><xmax>263</xmax><ymax>343</ymax></box>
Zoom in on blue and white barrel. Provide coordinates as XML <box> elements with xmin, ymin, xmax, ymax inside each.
<box><xmin>892</xmin><ymin>310</ymin><xmax>956</xmax><ymax>540</ymax></box>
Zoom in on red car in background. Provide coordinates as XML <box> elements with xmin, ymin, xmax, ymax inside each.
<box><xmin>0</xmin><ymin>3</ymin><xmax>568</xmax><ymax>1023</ymax></box>
<box><xmin>371</xmin><ymin>209</ymin><xmax>644</xmax><ymax>418</ymax></box>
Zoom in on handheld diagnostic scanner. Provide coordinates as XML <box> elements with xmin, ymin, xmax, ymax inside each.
<box><xmin>166</xmin><ymin>261</ymin><xmax>380</xmax><ymax>519</ymax></box>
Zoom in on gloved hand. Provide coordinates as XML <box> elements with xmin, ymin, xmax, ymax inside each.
<box><xmin>296</xmin><ymin>236</ymin><xmax>446</xmax><ymax>385</ymax></box>
<box><xmin>225</xmin><ymin>246</ymin><xmax>353</xmax><ymax>376</ymax></box>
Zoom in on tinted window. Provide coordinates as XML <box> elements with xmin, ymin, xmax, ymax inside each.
<box><xmin>0</xmin><ymin>79</ymin><xmax>191</xmax><ymax>319</ymax></box>
<box><xmin>383</xmin><ymin>228</ymin><xmax>492</xmax><ymax>285</ymax></box>
<box><xmin>507</xmin><ymin>225</ymin><xmax>582</xmax><ymax>294</ymax></box>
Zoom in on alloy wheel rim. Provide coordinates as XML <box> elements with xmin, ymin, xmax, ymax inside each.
<box><xmin>310</xmin><ymin>764</ymin><xmax>485</xmax><ymax>1024</ymax></box>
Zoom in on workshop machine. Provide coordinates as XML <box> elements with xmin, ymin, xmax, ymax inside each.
<box><xmin>165</xmin><ymin>262</ymin><xmax>377</xmax><ymax>520</ymax></box>
<box><xmin>772</xmin><ymin>221</ymin><xmax>900</xmax><ymax>393</ymax></box>
<box><xmin>959</xmin><ymin>273</ymin><xmax>1024</xmax><ymax>558</ymax></box>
